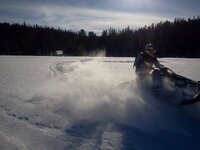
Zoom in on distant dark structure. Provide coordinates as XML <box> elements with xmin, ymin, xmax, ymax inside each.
<box><xmin>0</xmin><ymin>16</ymin><xmax>200</xmax><ymax>57</ymax></box>
<box><xmin>52</xmin><ymin>50</ymin><xmax>64</xmax><ymax>56</ymax></box>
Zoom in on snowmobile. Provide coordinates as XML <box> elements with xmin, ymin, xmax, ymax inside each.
<box><xmin>118</xmin><ymin>67</ymin><xmax>200</xmax><ymax>106</ymax></box>
<box><xmin>151</xmin><ymin>67</ymin><xmax>200</xmax><ymax>106</ymax></box>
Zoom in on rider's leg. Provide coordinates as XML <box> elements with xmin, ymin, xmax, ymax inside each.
<box><xmin>152</xmin><ymin>70</ymin><xmax>162</xmax><ymax>89</ymax></box>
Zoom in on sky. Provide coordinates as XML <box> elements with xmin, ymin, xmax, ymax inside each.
<box><xmin>0</xmin><ymin>0</ymin><xmax>200</xmax><ymax>34</ymax></box>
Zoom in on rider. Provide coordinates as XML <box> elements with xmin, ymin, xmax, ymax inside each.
<box><xmin>134</xmin><ymin>43</ymin><xmax>164</xmax><ymax>87</ymax></box>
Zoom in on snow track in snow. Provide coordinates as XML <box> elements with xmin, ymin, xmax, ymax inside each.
<box><xmin>49</xmin><ymin>61</ymin><xmax>74</xmax><ymax>76</ymax></box>
<box><xmin>65</xmin><ymin>121</ymin><xmax>123</xmax><ymax>150</ymax></box>
<box><xmin>49</xmin><ymin>58</ymin><xmax>93</xmax><ymax>77</ymax></box>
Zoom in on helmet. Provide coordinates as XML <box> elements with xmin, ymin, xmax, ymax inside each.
<box><xmin>144</xmin><ymin>43</ymin><xmax>157</xmax><ymax>57</ymax></box>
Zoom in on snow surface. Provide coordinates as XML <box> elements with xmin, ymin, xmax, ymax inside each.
<box><xmin>0</xmin><ymin>55</ymin><xmax>200</xmax><ymax>150</ymax></box>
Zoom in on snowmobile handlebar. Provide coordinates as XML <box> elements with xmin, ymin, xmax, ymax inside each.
<box><xmin>152</xmin><ymin>67</ymin><xmax>176</xmax><ymax>76</ymax></box>
<box><xmin>153</xmin><ymin>67</ymin><xmax>198</xmax><ymax>87</ymax></box>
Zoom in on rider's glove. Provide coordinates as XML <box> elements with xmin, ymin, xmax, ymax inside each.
<box><xmin>159</xmin><ymin>64</ymin><xmax>164</xmax><ymax>69</ymax></box>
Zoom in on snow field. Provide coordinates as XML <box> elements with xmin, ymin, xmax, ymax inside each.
<box><xmin>0</xmin><ymin>56</ymin><xmax>200</xmax><ymax>149</ymax></box>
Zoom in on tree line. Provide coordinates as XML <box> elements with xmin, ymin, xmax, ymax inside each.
<box><xmin>0</xmin><ymin>16</ymin><xmax>200</xmax><ymax>57</ymax></box>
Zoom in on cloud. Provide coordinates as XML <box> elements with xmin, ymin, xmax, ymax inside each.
<box><xmin>0</xmin><ymin>2</ymin><xmax>173</xmax><ymax>34</ymax></box>
<box><xmin>0</xmin><ymin>0</ymin><xmax>199</xmax><ymax>34</ymax></box>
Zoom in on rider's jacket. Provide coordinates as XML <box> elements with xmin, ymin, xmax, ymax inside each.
<box><xmin>134</xmin><ymin>52</ymin><xmax>163</xmax><ymax>75</ymax></box>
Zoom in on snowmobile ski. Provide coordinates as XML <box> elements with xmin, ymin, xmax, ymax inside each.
<box><xmin>179</xmin><ymin>91</ymin><xmax>200</xmax><ymax>106</ymax></box>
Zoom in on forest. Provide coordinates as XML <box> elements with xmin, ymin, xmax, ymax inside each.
<box><xmin>0</xmin><ymin>16</ymin><xmax>200</xmax><ymax>57</ymax></box>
